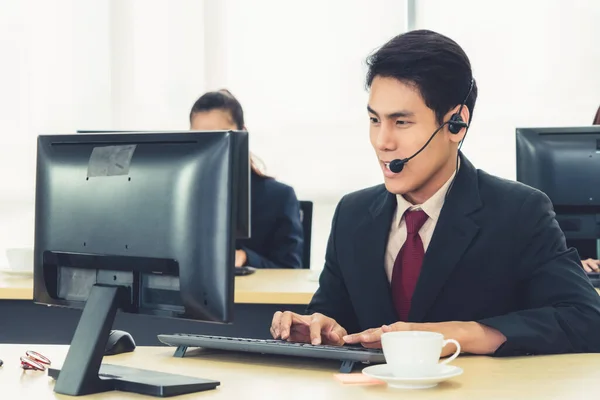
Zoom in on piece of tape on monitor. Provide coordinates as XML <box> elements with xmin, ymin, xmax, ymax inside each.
<box><xmin>87</xmin><ymin>144</ymin><xmax>137</xmax><ymax>177</ymax></box>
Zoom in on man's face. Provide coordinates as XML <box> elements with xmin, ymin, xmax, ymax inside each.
<box><xmin>368</xmin><ymin>76</ymin><xmax>459</xmax><ymax>199</ymax></box>
<box><xmin>190</xmin><ymin>110</ymin><xmax>237</xmax><ymax>131</ymax></box>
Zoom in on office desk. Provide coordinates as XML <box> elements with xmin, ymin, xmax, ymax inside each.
<box><xmin>0</xmin><ymin>270</ymin><xmax>318</xmax><ymax>345</ymax></box>
<box><xmin>0</xmin><ymin>344</ymin><xmax>598</xmax><ymax>399</ymax></box>
<box><xmin>0</xmin><ymin>273</ymin><xmax>31</xmax><ymax>300</ymax></box>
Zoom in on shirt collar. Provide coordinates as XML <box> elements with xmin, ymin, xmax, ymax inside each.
<box><xmin>394</xmin><ymin>162</ymin><xmax>459</xmax><ymax>227</ymax></box>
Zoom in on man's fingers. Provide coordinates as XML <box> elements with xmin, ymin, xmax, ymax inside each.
<box><xmin>323</xmin><ymin>328</ymin><xmax>344</xmax><ymax>346</ymax></box>
<box><xmin>272</xmin><ymin>311</ymin><xmax>315</xmax><ymax>342</ymax></box>
<box><xmin>359</xmin><ymin>329</ymin><xmax>382</xmax><ymax>344</ymax></box>
<box><xmin>287</xmin><ymin>331</ymin><xmax>310</xmax><ymax>343</ymax></box>
<box><xmin>271</xmin><ymin>311</ymin><xmax>283</xmax><ymax>338</ymax></box>
<box><xmin>326</xmin><ymin>331</ymin><xmax>340</xmax><ymax>343</ymax></box>
<box><xmin>309</xmin><ymin>317</ymin><xmax>324</xmax><ymax>345</ymax></box>
<box><xmin>319</xmin><ymin>317</ymin><xmax>347</xmax><ymax>346</ymax></box>
<box><xmin>290</xmin><ymin>322</ymin><xmax>310</xmax><ymax>338</ymax></box>
<box><xmin>582</xmin><ymin>259</ymin><xmax>600</xmax><ymax>273</ymax></box>
<box><xmin>309</xmin><ymin>314</ymin><xmax>348</xmax><ymax>346</ymax></box>
<box><xmin>582</xmin><ymin>261</ymin><xmax>592</xmax><ymax>272</ymax></box>
<box><xmin>343</xmin><ymin>328</ymin><xmax>378</xmax><ymax>344</ymax></box>
<box><xmin>342</xmin><ymin>333</ymin><xmax>362</xmax><ymax>344</ymax></box>
<box><xmin>279</xmin><ymin>311</ymin><xmax>295</xmax><ymax>340</ymax></box>
<box><xmin>345</xmin><ymin>323</ymin><xmax>410</xmax><ymax>343</ymax></box>
<box><xmin>333</xmin><ymin>325</ymin><xmax>348</xmax><ymax>341</ymax></box>
<box><xmin>325</xmin><ymin>325</ymin><xmax>347</xmax><ymax>346</ymax></box>
<box><xmin>272</xmin><ymin>312</ymin><xmax>346</xmax><ymax>346</ymax></box>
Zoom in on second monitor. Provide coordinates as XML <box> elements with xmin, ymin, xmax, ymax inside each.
<box><xmin>516</xmin><ymin>126</ymin><xmax>600</xmax><ymax>260</ymax></box>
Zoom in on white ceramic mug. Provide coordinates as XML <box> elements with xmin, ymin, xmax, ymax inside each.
<box><xmin>380</xmin><ymin>331</ymin><xmax>461</xmax><ymax>377</ymax></box>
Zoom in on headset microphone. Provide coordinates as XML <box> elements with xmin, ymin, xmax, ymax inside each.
<box><xmin>388</xmin><ymin>158</ymin><xmax>407</xmax><ymax>174</ymax></box>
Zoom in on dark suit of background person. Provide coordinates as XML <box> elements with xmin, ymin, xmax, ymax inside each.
<box><xmin>237</xmin><ymin>172</ymin><xmax>304</xmax><ymax>269</ymax></box>
<box><xmin>189</xmin><ymin>89</ymin><xmax>304</xmax><ymax>269</ymax></box>
<box><xmin>308</xmin><ymin>154</ymin><xmax>600</xmax><ymax>356</ymax></box>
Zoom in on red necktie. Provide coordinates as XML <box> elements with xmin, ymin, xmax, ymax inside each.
<box><xmin>391</xmin><ymin>209</ymin><xmax>429</xmax><ymax>321</ymax></box>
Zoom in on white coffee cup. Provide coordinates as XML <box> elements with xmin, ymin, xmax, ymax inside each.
<box><xmin>380</xmin><ymin>331</ymin><xmax>461</xmax><ymax>377</ymax></box>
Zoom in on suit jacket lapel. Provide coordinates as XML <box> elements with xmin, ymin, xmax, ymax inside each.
<box><xmin>409</xmin><ymin>154</ymin><xmax>482</xmax><ymax>322</ymax></box>
<box><xmin>352</xmin><ymin>189</ymin><xmax>398</xmax><ymax>327</ymax></box>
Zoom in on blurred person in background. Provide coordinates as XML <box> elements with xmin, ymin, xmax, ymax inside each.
<box><xmin>189</xmin><ymin>89</ymin><xmax>304</xmax><ymax>269</ymax></box>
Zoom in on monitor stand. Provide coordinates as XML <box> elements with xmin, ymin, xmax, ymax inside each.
<box><xmin>48</xmin><ymin>284</ymin><xmax>220</xmax><ymax>397</ymax></box>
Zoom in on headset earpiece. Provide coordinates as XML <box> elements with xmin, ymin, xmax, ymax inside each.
<box><xmin>447</xmin><ymin>78</ymin><xmax>474</xmax><ymax>134</ymax></box>
<box><xmin>448</xmin><ymin>113</ymin><xmax>468</xmax><ymax>134</ymax></box>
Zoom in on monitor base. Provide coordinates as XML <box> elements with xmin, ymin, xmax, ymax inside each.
<box><xmin>49</xmin><ymin>364</ymin><xmax>219</xmax><ymax>397</ymax></box>
<box><xmin>51</xmin><ymin>284</ymin><xmax>219</xmax><ymax>397</ymax></box>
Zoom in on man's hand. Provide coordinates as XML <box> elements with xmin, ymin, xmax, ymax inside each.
<box><xmin>270</xmin><ymin>311</ymin><xmax>347</xmax><ymax>346</ymax></box>
<box><xmin>581</xmin><ymin>258</ymin><xmax>600</xmax><ymax>273</ymax></box>
<box><xmin>343</xmin><ymin>324</ymin><xmax>408</xmax><ymax>350</ymax></box>
<box><xmin>235</xmin><ymin>250</ymin><xmax>247</xmax><ymax>267</ymax></box>
<box><xmin>343</xmin><ymin>321</ymin><xmax>506</xmax><ymax>356</ymax></box>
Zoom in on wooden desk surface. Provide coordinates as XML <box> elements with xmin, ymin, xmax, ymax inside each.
<box><xmin>0</xmin><ymin>269</ymin><xmax>319</xmax><ymax>304</ymax></box>
<box><xmin>0</xmin><ymin>344</ymin><xmax>598</xmax><ymax>399</ymax></box>
<box><xmin>0</xmin><ymin>272</ymin><xmax>32</xmax><ymax>300</ymax></box>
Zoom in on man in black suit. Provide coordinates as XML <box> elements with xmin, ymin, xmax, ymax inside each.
<box><xmin>270</xmin><ymin>30</ymin><xmax>600</xmax><ymax>356</ymax></box>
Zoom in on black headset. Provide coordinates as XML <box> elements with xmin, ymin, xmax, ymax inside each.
<box><xmin>448</xmin><ymin>78</ymin><xmax>474</xmax><ymax>134</ymax></box>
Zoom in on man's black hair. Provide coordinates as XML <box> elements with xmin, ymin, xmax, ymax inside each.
<box><xmin>366</xmin><ymin>29</ymin><xmax>477</xmax><ymax>125</ymax></box>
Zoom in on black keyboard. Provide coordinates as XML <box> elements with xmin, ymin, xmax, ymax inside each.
<box><xmin>158</xmin><ymin>333</ymin><xmax>385</xmax><ymax>372</ymax></box>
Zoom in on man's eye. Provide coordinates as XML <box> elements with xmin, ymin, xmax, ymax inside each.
<box><xmin>370</xmin><ymin>117</ymin><xmax>379</xmax><ymax>124</ymax></box>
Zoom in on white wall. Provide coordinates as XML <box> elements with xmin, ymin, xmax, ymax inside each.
<box><xmin>0</xmin><ymin>0</ymin><xmax>111</xmax><ymax>204</ymax></box>
<box><xmin>0</xmin><ymin>0</ymin><xmax>206</xmax><ymax>266</ymax></box>
<box><xmin>416</xmin><ymin>0</ymin><xmax>600</xmax><ymax>179</ymax></box>
<box><xmin>109</xmin><ymin>0</ymin><xmax>205</xmax><ymax>131</ymax></box>
<box><xmin>0</xmin><ymin>0</ymin><xmax>112</xmax><ymax>262</ymax></box>
<box><xmin>203</xmin><ymin>0</ymin><xmax>408</xmax><ymax>201</ymax></box>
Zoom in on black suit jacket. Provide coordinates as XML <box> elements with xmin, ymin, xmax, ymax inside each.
<box><xmin>308</xmin><ymin>155</ymin><xmax>600</xmax><ymax>356</ymax></box>
<box><xmin>236</xmin><ymin>173</ymin><xmax>303</xmax><ymax>269</ymax></box>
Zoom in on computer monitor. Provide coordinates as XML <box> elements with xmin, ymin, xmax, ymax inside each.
<box><xmin>34</xmin><ymin>131</ymin><xmax>249</xmax><ymax>396</ymax></box>
<box><xmin>516</xmin><ymin>126</ymin><xmax>600</xmax><ymax>258</ymax></box>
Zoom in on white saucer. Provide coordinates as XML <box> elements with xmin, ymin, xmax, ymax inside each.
<box><xmin>362</xmin><ymin>364</ymin><xmax>463</xmax><ymax>389</ymax></box>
